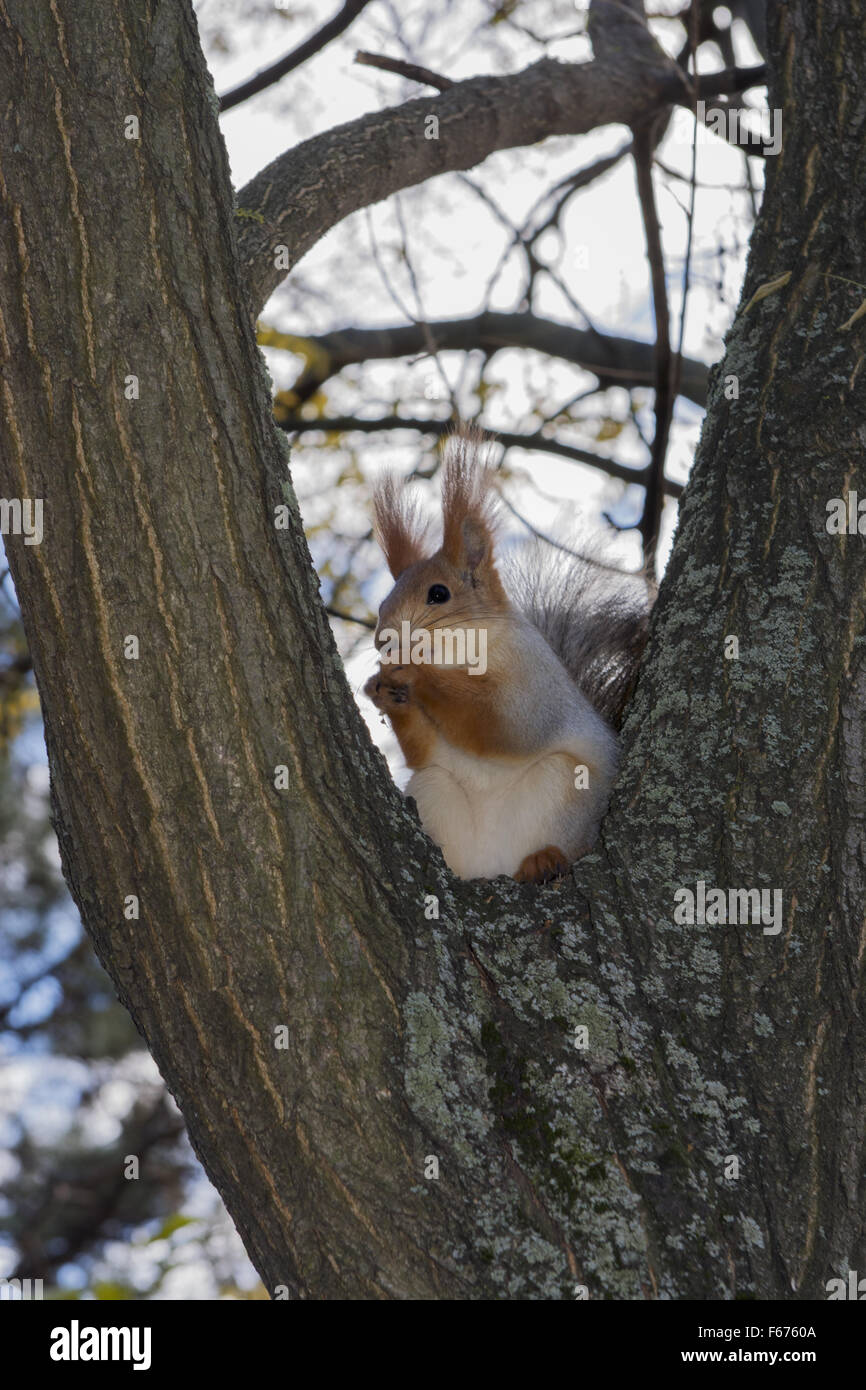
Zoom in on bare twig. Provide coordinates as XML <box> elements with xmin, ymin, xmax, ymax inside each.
<box><xmin>497</xmin><ymin>491</ymin><xmax>637</xmax><ymax>577</ymax></box>
<box><xmin>362</xmin><ymin>204</ymin><xmax>458</xmax><ymax>412</ymax></box>
<box><xmin>654</xmin><ymin>157</ymin><xmax>753</xmax><ymax>193</ymax></box>
<box><xmin>671</xmin><ymin>1</ymin><xmax>700</xmax><ymax>434</ymax></box>
<box><xmin>355</xmin><ymin>49</ymin><xmax>453</xmax><ymax>91</ymax></box>
<box><xmin>694</xmin><ymin>64</ymin><xmax>768</xmax><ymax>98</ymax></box>
<box><xmin>633</xmin><ymin>122</ymin><xmax>674</xmax><ymax>567</ymax></box>
<box><xmin>326</xmin><ymin>606</ymin><xmax>376</xmax><ymax>630</ymax></box>
<box><xmin>531</xmin><ymin>144</ymin><xmax>634</xmax><ymax>244</ymax></box>
<box><xmin>278</xmin><ymin>413</ymin><xmax>683</xmax><ymax>498</ymax></box>
<box><xmin>219</xmin><ymin>0</ymin><xmax>372</xmax><ymax>113</ymax></box>
<box><xmin>696</xmin><ymin>97</ymin><xmax>774</xmax><ymax>156</ymax></box>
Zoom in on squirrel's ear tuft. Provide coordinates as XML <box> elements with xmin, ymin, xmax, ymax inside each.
<box><xmin>461</xmin><ymin>516</ymin><xmax>490</xmax><ymax>572</ymax></box>
<box><xmin>441</xmin><ymin>425</ymin><xmax>498</xmax><ymax>575</ymax></box>
<box><xmin>373</xmin><ymin>473</ymin><xmax>430</xmax><ymax>578</ymax></box>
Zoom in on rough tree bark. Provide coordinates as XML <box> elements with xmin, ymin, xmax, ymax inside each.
<box><xmin>0</xmin><ymin>0</ymin><xmax>863</xmax><ymax>1299</ymax></box>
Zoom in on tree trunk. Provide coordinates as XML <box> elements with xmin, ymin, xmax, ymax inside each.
<box><xmin>0</xmin><ymin>0</ymin><xmax>863</xmax><ymax>1299</ymax></box>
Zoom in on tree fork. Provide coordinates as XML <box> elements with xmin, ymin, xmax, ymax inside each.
<box><xmin>0</xmin><ymin>0</ymin><xmax>863</xmax><ymax>1299</ymax></box>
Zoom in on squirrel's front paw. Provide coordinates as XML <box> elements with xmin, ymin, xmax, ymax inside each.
<box><xmin>515</xmin><ymin>845</ymin><xmax>569</xmax><ymax>884</ymax></box>
<box><xmin>363</xmin><ymin>665</ymin><xmax>412</xmax><ymax>710</ymax></box>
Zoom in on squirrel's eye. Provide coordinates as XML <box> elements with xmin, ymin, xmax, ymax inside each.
<box><xmin>426</xmin><ymin>584</ymin><xmax>450</xmax><ymax>604</ymax></box>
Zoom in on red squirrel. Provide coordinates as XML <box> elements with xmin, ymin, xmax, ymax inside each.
<box><xmin>363</xmin><ymin>428</ymin><xmax>650</xmax><ymax>883</ymax></box>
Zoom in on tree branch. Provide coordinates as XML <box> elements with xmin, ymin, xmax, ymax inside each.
<box><xmin>695</xmin><ymin>63</ymin><xmax>768</xmax><ymax>96</ymax></box>
<box><xmin>326</xmin><ymin>605</ymin><xmax>376</xmax><ymax>629</ymax></box>
<box><xmin>235</xmin><ymin>24</ymin><xmax>689</xmax><ymax>316</ymax></box>
<box><xmin>696</xmin><ymin>96</ymin><xmax>776</xmax><ymax>155</ymax></box>
<box><xmin>219</xmin><ymin>0</ymin><xmax>372</xmax><ymax>113</ymax></box>
<box><xmin>276</xmin><ymin>413</ymin><xmax>684</xmax><ymax>498</ymax></box>
<box><xmin>355</xmin><ymin>49</ymin><xmax>453</xmax><ymax>91</ymax></box>
<box><xmin>232</xmin><ymin>6</ymin><xmax>767</xmax><ymax>316</ymax></box>
<box><xmin>263</xmin><ymin>312</ymin><xmax>710</xmax><ymax>408</ymax></box>
<box><xmin>633</xmin><ymin>124</ymin><xmax>674</xmax><ymax>567</ymax></box>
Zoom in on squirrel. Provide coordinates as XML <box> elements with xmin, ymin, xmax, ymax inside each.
<box><xmin>363</xmin><ymin>428</ymin><xmax>651</xmax><ymax>883</ymax></box>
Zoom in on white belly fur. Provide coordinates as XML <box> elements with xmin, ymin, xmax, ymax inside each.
<box><xmin>407</xmin><ymin>734</ymin><xmax>603</xmax><ymax>880</ymax></box>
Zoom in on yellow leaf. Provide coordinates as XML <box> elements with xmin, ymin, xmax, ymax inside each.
<box><xmin>149</xmin><ymin>1213</ymin><xmax>197</xmax><ymax>1242</ymax></box>
<box><xmin>596</xmin><ymin>418</ymin><xmax>624</xmax><ymax>442</ymax></box>
<box><xmin>256</xmin><ymin>324</ymin><xmax>331</xmax><ymax>378</ymax></box>
<box><xmin>92</xmin><ymin>1281</ymin><xmax>133</xmax><ymax>1301</ymax></box>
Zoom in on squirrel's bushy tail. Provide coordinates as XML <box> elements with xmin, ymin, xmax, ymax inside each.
<box><xmin>503</xmin><ymin>544</ymin><xmax>653</xmax><ymax>730</ymax></box>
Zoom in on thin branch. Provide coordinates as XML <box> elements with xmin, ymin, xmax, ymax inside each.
<box><xmin>696</xmin><ymin>97</ymin><xmax>775</xmax><ymax>156</ymax></box>
<box><xmin>355</xmin><ymin>50</ymin><xmax>453</xmax><ymax>90</ymax></box>
<box><xmin>278</xmin><ymin>413</ymin><xmax>683</xmax><ymax>497</ymax></box>
<box><xmin>326</xmin><ymin>606</ymin><xmax>376</xmax><ymax>629</ymax></box>
<box><xmin>360</xmin><ymin>206</ymin><xmax>456</xmax><ymax>412</ymax></box>
<box><xmin>531</xmin><ymin>144</ymin><xmax>634</xmax><ymax>242</ymax></box>
<box><xmin>497</xmin><ymin>490</ymin><xmax>638</xmax><ymax>576</ymax></box>
<box><xmin>654</xmin><ymin>157</ymin><xmax>754</xmax><ymax>192</ymax></box>
<box><xmin>457</xmin><ymin>176</ymin><xmax>538</xmax><ymax>310</ymax></box>
<box><xmin>671</xmin><ymin>1</ymin><xmax>700</xmax><ymax>424</ymax></box>
<box><xmin>266</xmin><ymin>312</ymin><xmax>709</xmax><ymax>408</ymax></box>
<box><xmin>393</xmin><ymin>197</ymin><xmax>459</xmax><ymax>409</ymax></box>
<box><xmin>540</xmin><ymin>383</ymin><xmax>604</xmax><ymax>427</ymax></box>
<box><xmin>694</xmin><ymin>63</ymin><xmax>768</xmax><ymax>98</ymax></box>
<box><xmin>633</xmin><ymin>122</ymin><xmax>674</xmax><ymax>567</ymax></box>
<box><xmin>461</xmin><ymin>148</ymin><xmax>633</xmax><ymax>317</ymax></box>
<box><xmin>219</xmin><ymin>0</ymin><xmax>372</xmax><ymax>113</ymax></box>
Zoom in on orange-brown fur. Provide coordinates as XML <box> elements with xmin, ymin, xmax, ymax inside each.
<box><xmin>365</xmin><ymin>432</ymin><xmax>513</xmax><ymax>764</ymax></box>
<box><xmin>373</xmin><ymin>474</ymin><xmax>429</xmax><ymax>580</ymax></box>
<box><xmin>368</xmin><ymin>651</ymin><xmax>513</xmax><ymax>764</ymax></box>
<box><xmin>363</xmin><ymin>428</ymin><xmax>622</xmax><ymax>885</ymax></box>
<box><xmin>515</xmin><ymin>846</ymin><xmax>569</xmax><ymax>883</ymax></box>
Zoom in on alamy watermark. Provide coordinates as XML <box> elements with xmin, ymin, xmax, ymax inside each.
<box><xmin>826</xmin><ymin>492</ymin><xmax>866</xmax><ymax>534</ymax></box>
<box><xmin>674</xmin><ymin>880</ymin><xmax>782</xmax><ymax>935</ymax></box>
<box><xmin>677</xmin><ymin>102</ymin><xmax>782</xmax><ymax>156</ymax></box>
<box><xmin>0</xmin><ymin>1276</ymin><xmax>43</xmax><ymax>1299</ymax></box>
<box><xmin>826</xmin><ymin>1270</ymin><xmax>866</xmax><ymax>1299</ymax></box>
<box><xmin>0</xmin><ymin>497</ymin><xmax>43</xmax><ymax>545</ymax></box>
<box><xmin>49</xmin><ymin>1320</ymin><xmax>151</xmax><ymax>1370</ymax></box>
<box><xmin>378</xmin><ymin>620</ymin><xmax>488</xmax><ymax>675</ymax></box>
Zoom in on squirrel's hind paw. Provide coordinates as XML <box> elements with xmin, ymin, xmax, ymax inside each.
<box><xmin>515</xmin><ymin>845</ymin><xmax>570</xmax><ymax>884</ymax></box>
